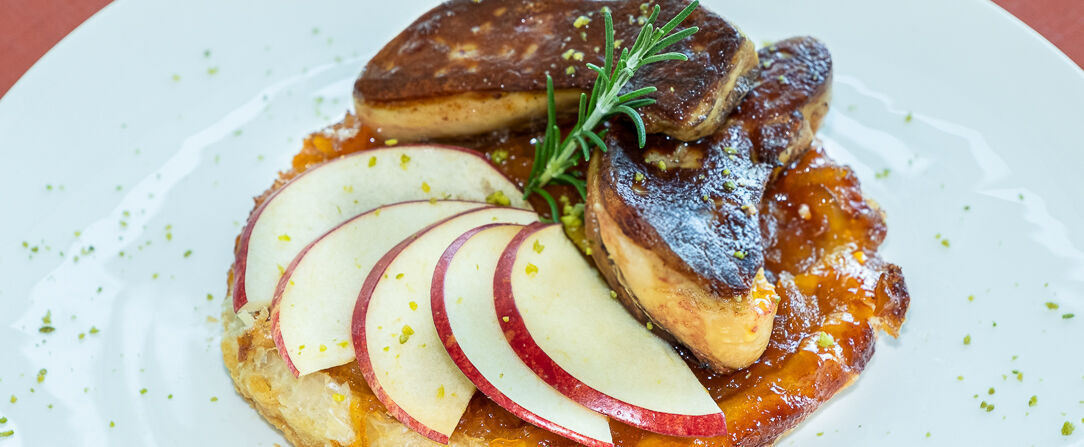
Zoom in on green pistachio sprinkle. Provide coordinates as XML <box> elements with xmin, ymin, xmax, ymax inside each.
<box><xmin>816</xmin><ymin>332</ymin><xmax>836</xmax><ymax>348</ymax></box>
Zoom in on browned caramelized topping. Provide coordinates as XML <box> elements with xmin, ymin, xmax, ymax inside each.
<box><xmin>355</xmin><ymin>0</ymin><xmax>758</xmax><ymax>140</ymax></box>
<box><xmin>590</xmin><ymin>37</ymin><xmax>832</xmax><ymax>297</ymax></box>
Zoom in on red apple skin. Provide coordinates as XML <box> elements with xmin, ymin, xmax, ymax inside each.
<box><xmin>268</xmin><ymin>200</ymin><xmax>481</xmax><ymax>378</ymax></box>
<box><xmin>232</xmin><ymin>144</ymin><xmax>522</xmax><ymax>313</ymax></box>
<box><xmin>430</xmin><ymin>224</ymin><xmax>614</xmax><ymax>447</ymax></box>
<box><xmin>350</xmin><ymin>207</ymin><xmax>501</xmax><ymax>444</ymax></box>
<box><xmin>493</xmin><ymin>223</ymin><xmax>729</xmax><ymax>438</ymax></box>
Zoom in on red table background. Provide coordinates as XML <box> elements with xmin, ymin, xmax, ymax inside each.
<box><xmin>1</xmin><ymin>0</ymin><xmax>1082</xmax><ymax>99</ymax></box>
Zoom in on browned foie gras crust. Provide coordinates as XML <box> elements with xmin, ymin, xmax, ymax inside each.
<box><xmin>585</xmin><ymin>37</ymin><xmax>832</xmax><ymax>372</ymax></box>
<box><xmin>354</xmin><ymin>0</ymin><xmax>758</xmax><ymax>141</ymax></box>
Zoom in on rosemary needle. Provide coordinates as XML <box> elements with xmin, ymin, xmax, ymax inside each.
<box><xmin>523</xmin><ymin>1</ymin><xmax>700</xmax><ymax>219</ymax></box>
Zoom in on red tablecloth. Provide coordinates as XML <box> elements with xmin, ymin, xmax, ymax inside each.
<box><xmin>1</xmin><ymin>0</ymin><xmax>1081</xmax><ymax>98</ymax></box>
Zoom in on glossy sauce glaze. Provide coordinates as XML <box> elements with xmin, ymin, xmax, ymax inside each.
<box><xmin>247</xmin><ymin>115</ymin><xmax>907</xmax><ymax>446</ymax></box>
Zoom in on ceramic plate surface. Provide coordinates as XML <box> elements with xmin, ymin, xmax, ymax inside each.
<box><xmin>1</xmin><ymin>0</ymin><xmax>1082</xmax><ymax>445</ymax></box>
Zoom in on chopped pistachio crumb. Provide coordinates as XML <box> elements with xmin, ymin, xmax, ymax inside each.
<box><xmin>963</xmin><ymin>334</ymin><xmax>971</xmax><ymax>345</ymax></box>
<box><xmin>399</xmin><ymin>325</ymin><xmax>415</xmax><ymax>344</ymax></box>
<box><xmin>490</xmin><ymin>149</ymin><xmax>509</xmax><ymax>164</ymax></box>
<box><xmin>485</xmin><ymin>190</ymin><xmax>511</xmax><ymax>206</ymax></box>
<box><xmin>816</xmin><ymin>332</ymin><xmax>836</xmax><ymax>348</ymax></box>
<box><xmin>525</xmin><ymin>263</ymin><xmax>539</xmax><ymax>278</ymax></box>
<box><xmin>1029</xmin><ymin>395</ymin><xmax>1038</xmax><ymax>407</ymax></box>
<box><xmin>533</xmin><ymin>240</ymin><xmax>545</xmax><ymax>254</ymax></box>
<box><xmin>1062</xmin><ymin>421</ymin><xmax>1075</xmax><ymax>436</ymax></box>
<box><xmin>368</xmin><ymin>156</ymin><xmax>377</xmax><ymax>167</ymax></box>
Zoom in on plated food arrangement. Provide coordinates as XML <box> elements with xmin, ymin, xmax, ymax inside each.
<box><xmin>222</xmin><ymin>1</ymin><xmax>910</xmax><ymax>446</ymax></box>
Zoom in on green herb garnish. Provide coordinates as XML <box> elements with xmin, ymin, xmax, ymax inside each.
<box><xmin>523</xmin><ymin>1</ymin><xmax>700</xmax><ymax>218</ymax></box>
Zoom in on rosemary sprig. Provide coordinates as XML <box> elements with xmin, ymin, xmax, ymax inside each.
<box><xmin>522</xmin><ymin>1</ymin><xmax>700</xmax><ymax>218</ymax></box>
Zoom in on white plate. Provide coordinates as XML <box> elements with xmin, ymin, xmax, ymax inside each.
<box><xmin>2</xmin><ymin>0</ymin><xmax>1082</xmax><ymax>445</ymax></box>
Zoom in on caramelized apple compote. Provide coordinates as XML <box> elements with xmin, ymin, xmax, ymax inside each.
<box><xmin>249</xmin><ymin>117</ymin><xmax>907</xmax><ymax>446</ymax></box>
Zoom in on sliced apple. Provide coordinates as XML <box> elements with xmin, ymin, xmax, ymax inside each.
<box><xmin>494</xmin><ymin>223</ymin><xmax>727</xmax><ymax>438</ymax></box>
<box><xmin>233</xmin><ymin>145</ymin><xmax>527</xmax><ymax>317</ymax></box>
<box><xmin>432</xmin><ymin>224</ymin><xmax>613</xmax><ymax>447</ymax></box>
<box><xmin>353</xmin><ymin>207</ymin><xmax>538</xmax><ymax>443</ymax></box>
<box><xmin>270</xmin><ymin>200</ymin><xmax>487</xmax><ymax>377</ymax></box>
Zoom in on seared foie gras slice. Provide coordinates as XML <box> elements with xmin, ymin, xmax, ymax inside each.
<box><xmin>354</xmin><ymin>0</ymin><xmax>758</xmax><ymax>141</ymax></box>
<box><xmin>585</xmin><ymin>37</ymin><xmax>832</xmax><ymax>372</ymax></box>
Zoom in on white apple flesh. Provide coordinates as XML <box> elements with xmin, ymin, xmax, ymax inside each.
<box><xmin>233</xmin><ymin>145</ymin><xmax>527</xmax><ymax>317</ymax></box>
<box><xmin>495</xmin><ymin>223</ymin><xmax>728</xmax><ymax>437</ymax></box>
<box><xmin>270</xmin><ymin>200</ymin><xmax>487</xmax><ymax>377</ymax></box>
<box><xmin>353</xmin><ymin>207</ymin><xmax>538</xmax><ymax>443</ymax></box>
<box><xmin>431</xmin><ymin>224</ymin><xmax>614</xmax><ymax>447</ymax></box>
